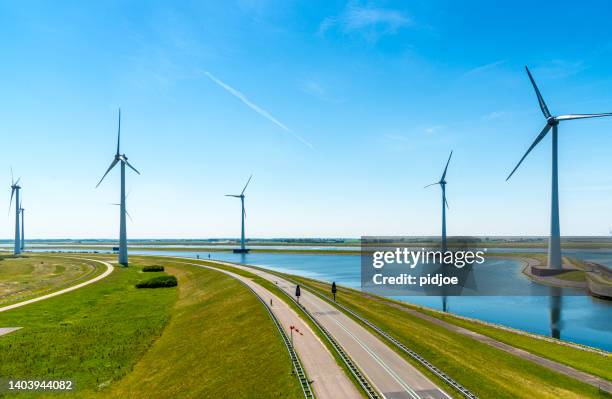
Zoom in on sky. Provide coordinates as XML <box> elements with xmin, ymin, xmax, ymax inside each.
<box><xmin>1</xmin><ymin>0</ymin><xmax>612</xmax><ymax>239</ymax></box>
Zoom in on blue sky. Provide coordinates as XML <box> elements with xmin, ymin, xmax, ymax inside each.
<box><xmin>1</xmin><ymin>0</ymin><xmax>612</xmax><ymax>239</ymax></box>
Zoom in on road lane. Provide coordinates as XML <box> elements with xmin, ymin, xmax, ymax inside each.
<box><xmin>201</xmin><ymin>259</ymin><xmax>451</xmax><ymax>399</ymax></box>
<box><xmin>172</xmin><ymin>260</ymin><xmax>360</xmax><ymax>399</ymax></box>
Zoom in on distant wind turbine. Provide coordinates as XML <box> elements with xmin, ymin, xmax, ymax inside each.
<box><xmin>225</xmin><ymin>175</ymin><xmax>252</xmax><ymax>253</ymax></box>
<box><xmin>96</xmin><ymin>109</ymin><xmax>140</xmax><ymax>266</ymax></box>
<box><xmin>506</xmin><ymin>66</ymin><xmax>612</xmax><ymax>269</ymax></box>
<box><xmin>20</xmin><ymin>202</ymin><xmax>25</xmax><ymax>251</ymax></box>
<box><xmin>9</xmin><ymin>170</ymin><xmax>21</xmax><ymax>255</ymax></box>
<box><xmin>425</xmin><ymin>151</ymin><xmax>452</xmax><ymax>251</ymax></box>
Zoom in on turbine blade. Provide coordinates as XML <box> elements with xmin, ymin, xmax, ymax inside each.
<box><xmin>243</xmin><ymin>206</ymin><xmax>247</xmax><ymax>219</ymax></box>
<box><xmin>506</xmin><ymin>124</ymin><xmax>551</xmax><ymax>181</ymax></box>
<box><xmin>445</xmin><ymin>198</ymin><xmax>449</xmax><ymax>209</ymax></box>
<box><xmin>424</xmin><ymin>182</ymin><xmax>439</xmax><ymax>188</ymax></box>
<box><xmin>124</xmin><ymin>160</ymin><xmax>140</xmax><ymax>175</ymax></box>
<box><xmin>225</xmin><ymin>194</ymin><xmax>241</xmax><ymax>198</ymax></box>
<box><xmin>10</xmin><ymin>167</ymin><xmax>14</xmax><ymax>185</ymax></box>
<box><xmin>555</xmin><ymin>113</ymin><xmax>612</xmax><ymax>121</ymax></box>
<box><xmin>8</xmin><ymin>187</ymin><xmax>14</xmax><ymax>215</ymax></box>
<box><xmin>96</xmin><ymin>159</ymin><xmax>119</xmax><ymax>188</ymax></box>
<box><xmin>14</xmin><ymin>178</ymin><xmax>20</xmax><ymax>186</ymax></box>
<box><xmin>241</xmin><ymin>174</ymin><xmax>253</xmax><ymax>195</ymax></box>
<box><xmin>116</xmin><ymin>108</ymin><xmax>121</xmax><ymax>156</ymax></box>
<box><xmin>125</xmin><ymin>209</ymin><xmax>133</xmax><ymax>222</ymax></box>
<box><xmin>525</xmin><ymin>66</ymin><xmax>551</xmax><ymax>119</ymax></box>
<box><xmin>441</xmin><ymin>150</ymin><xmax>453</xmax><ymax>181</ymax></box>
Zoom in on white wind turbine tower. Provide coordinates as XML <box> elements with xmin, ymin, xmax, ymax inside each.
<box><xmin>507</xmin><ymin>66</ymin><xmax>612</xmax><ymax>269</ymax></box>
<box><xmin>9</xmin><ymin>171</ymin><xmax>21</xmax><ymax>255</ymax></box>
<box><xmin>425</xmin><ymin>151</ymin><xmax>453</xmax><ymax>252</ymax></box>
<box><xmin>20</xmin><ymin>202</ymin><xmax>25</xmax><ymax>251</ymax></box>
<box><xmin>226</xmin><ymin>175</ymin><xmax>252</xmax><ymax>253</ymax></box>
<box><xmin>96</xmin><ymin>109</ymin><xmax>140</xmax><ymax>266</ymax></box>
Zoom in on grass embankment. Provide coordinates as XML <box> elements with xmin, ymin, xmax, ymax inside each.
<box><xmin>0</xmin><ymin>255</ymin><xmax>106</xmax><ymax>307</ymax></box>
<box><xmin>143</xmin><ymin>256</ymin><xmax>367</xmax><ymax>398</ymax></box>
<box><xmin>104</xmin><ymin>259</ymin><xmax>303</xmax><ymax>398</ymax></box>
<box><xmin>286</xmin><ymin>274</ymin><xmax>610</xmax><ymax>399</ymax></box>
<box><xmin>0</xmin><ymin>256</ymin><xmax>303</xmax><ymax>398</ymax></box>
<box><xmin>0</xmin><ymin>258</ymin><xmax>176</xmax><ymax>398</ymax></box>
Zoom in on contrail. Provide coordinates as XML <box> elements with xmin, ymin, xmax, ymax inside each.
<box><xmin>205</xmin><ymin>71</ymin><xmax>313</xmax><ymax>149</ymax></box>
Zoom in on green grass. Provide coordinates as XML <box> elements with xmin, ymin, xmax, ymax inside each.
<box><xmin>556</xmin><ymin>271</ymin><xmax>587</xmax><ymax>282</ymax></box>
<box><xmin>174</xmin><ymin>258</ymin><xmax>368</xmax><ymax>398</ymax></box>
<box><xmin>0</xmin><ymin>258</ymin><xmax>176</xmax><ymax>398</ymax></box>
<box><xmin>0</xmin><ymin>255</ymin><xmax>106</xmax><ymax>307</ymax></box>
<box><xmin>284</xmin><ymin>274</ymin><xmax>609</xmax><ymax>399</ymax></box>
<box><xmin>0</xmin><ymin>255</ymin><xmax>304</xmax><ymax>398</ymax></box>
<box><xmin>102</xmin><ymin>260</ymin><xmax>303</xmax><ymax>398</ymax></box>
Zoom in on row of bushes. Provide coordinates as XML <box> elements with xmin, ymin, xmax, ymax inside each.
<box><xmin>135</xmin><ymin>275</ymin><xmax>177</xmax><ymax>289</ymax></box>
<box><xmin>142</xmin><ymin>265</ymin><xmax>164</xmax><ymax>272</ymax></box>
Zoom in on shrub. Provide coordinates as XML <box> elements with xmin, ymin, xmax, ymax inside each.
<box><xmin>142</xmin><ymin>265</ymin><xmax>164</xmax><ymax>272</ymax></box>
<box><xmin>135</xmin><ymin>275</ymin><xmax>177</xmax><ymax>289</ymax></box>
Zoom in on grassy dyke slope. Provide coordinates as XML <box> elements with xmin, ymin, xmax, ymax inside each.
<box><xmin>100</xmin><ymin>260</ymin><xmax>303</xmax><ymax>399</ymax></box>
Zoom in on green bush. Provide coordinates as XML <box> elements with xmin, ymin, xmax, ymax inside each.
<box><xmin>142</xmin><ymin>265</ymin><xmax>164</xmax><ymax>272</ymax></box>
<box><xmin>135</xmin><ymin>275</ymin><xmax>177</xmax><ymax>289</ymax></box>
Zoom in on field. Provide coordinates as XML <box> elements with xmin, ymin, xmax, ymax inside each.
<box><xmin>0</xmin><ymin>255</ymin><xmax>302</xmax><ymax>398</ymax></box>
<box><xmin>0</xmin><ymin>255</ymin><xmax>106</xmax><ymax>307</ymax></box>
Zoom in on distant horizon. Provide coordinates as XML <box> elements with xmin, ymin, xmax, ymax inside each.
<box><xmin>2</xmin><ymin>235</ymin><xmax>612</xmax><ymax>242</ymax></box>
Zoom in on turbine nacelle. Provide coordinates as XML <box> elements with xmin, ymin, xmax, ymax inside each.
<box><xmin>96</xmin><ymin>110</ymin><xmax>140</xmax><ymax>188</ymax></box>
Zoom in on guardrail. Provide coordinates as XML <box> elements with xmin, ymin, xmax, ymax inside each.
<box><xmin>198</xmin><ymin>264</ymin><xmax>315</xmax><ymax>399</ymax></box>
<box><xmin>272</xmin><ymin>280</ymin><xmax>381</xmax><ymax>399</ymax></box>
<box><xmin>181</xmin><ymin>258</ymin><xmax>380</xmax><ymax>399</ymax></box>
<box><xmin>257</xmin><ymin>290</ymin><xmax>315</xmax><ymax>399</ymax></box>
<box><xmin>284</xmin><ymin>277</ymin><xmax>478</xmax><ymax>399</ymax></box>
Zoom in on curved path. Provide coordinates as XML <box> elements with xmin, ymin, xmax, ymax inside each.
<box><xmin>173</xmin><ymin>257</ymin><xmax>450</xmax><ymax>399</ymax></box>
<box><xmin>0</xmin><ymin>257</ymin><xmax>114</xmax><ymax>313</ymax></box>
<box><xmin>170</xmin><ymin>259</ymin><xmax>360</xmax><ymax>399</ymax></box>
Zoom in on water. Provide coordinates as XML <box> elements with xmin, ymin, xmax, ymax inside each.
<box><xmin>23</xmin><ymin>247</ymin><xmax>612</xmax><ymax>351</ymax></box>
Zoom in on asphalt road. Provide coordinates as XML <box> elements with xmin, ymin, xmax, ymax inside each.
<box><xmin>208</xmin><ymin>259</ymin><xmax>451</xmax><ymax>399</ymax></box>
<box><xmin>176</xmin><ymin>261</ymin><xmax>360</xmax><ymax>399</ymax></box>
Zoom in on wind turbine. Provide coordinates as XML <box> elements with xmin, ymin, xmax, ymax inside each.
<box><xmin>96</xmin><ymin>109</ymin><xmax>140</xmax><ymax>266</ymax></box>
<box><xmin>425</xmin><ymin>151</ymin><xmax>452</xmax><ymax>252</ymax></box>
<box><xmin>226</xmin><ymin>175</ymin><xmax>252</xmax><ymax>253</ymax></box>
<box><xmin>19</xmin><ymin>202</ymin><xmax>25</xmax><ymax>251</ymax></box>
<box><xmin>506</xmin><ymin>66</ymin><xmax>612</xmax><ymax>269</ymax></box>
<box><xmin>9</xmin><ymin>171</ymin><xmax>21</xmax><ymax>255</ymax></box>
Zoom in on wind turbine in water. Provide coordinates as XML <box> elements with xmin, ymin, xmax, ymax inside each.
<box><xmin>226</xmin><ymin>175</ymin><xmax>252</xmax><ymax>253</ymax></box>
<box><xmin>96</xmin><ymin>109</ymin><xmax>140</xmax><ymax>266</ymax></box>
<box><xmin>9</xmin><ymin>171</ymin><xmax>21</xmax><ymax>255</ymax></box>
<box><xmin>425</xmin><ymin>151</ymin><xmax>453</xmax><ymax>252</ymax></box>
<box><xmin>506</xmin><ymin>66</ymin><xmax>612</xmax><ymax>269</ymax></box>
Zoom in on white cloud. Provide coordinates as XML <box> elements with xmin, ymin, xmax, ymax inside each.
<box><xmin>482</xmin><ymin>111</ymin><xmax>506</xmax><ymax>121</ymax></box>
<box><xmin>533</xmin><ymin>60</ymin><xmax>585</xmax><ymax>80</ymax></box>
<box><xmin>425</xmin><ymin>125</ymin><xmax>443</xmax><ymax>134</ymax></box>
<box><xmin>319</xmin><ymin>2</ymin><xmax>413</xmax><ymax>41</ymax></box>
<box><xmin>205</xmin><ymin>71</ymin><xmax>313</xmax><ymax>149</ymax></box>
